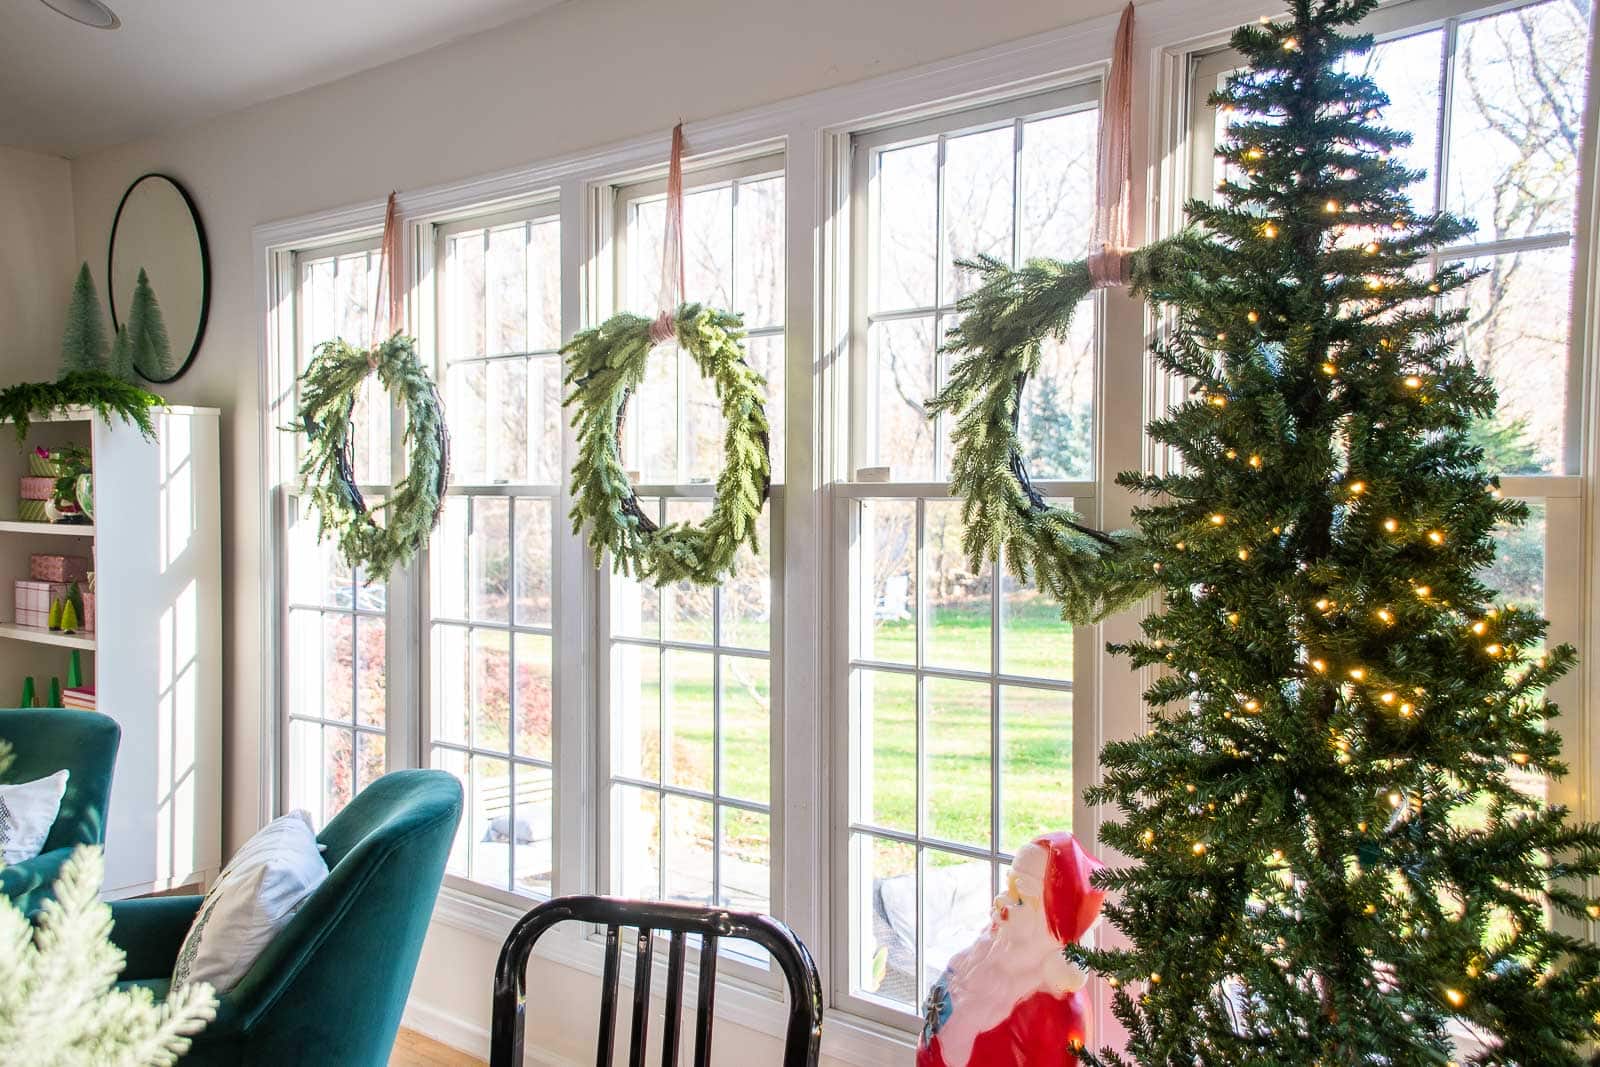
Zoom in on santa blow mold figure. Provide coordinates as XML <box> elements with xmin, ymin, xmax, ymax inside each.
<box><xmin>916</xmin><ymin>832</ymin><xmax>1105</xmax><ymax>1067</ymax></box>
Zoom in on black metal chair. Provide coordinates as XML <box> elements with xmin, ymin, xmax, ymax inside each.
<box><xmin>491</xmin><ymin>894</ymin><xmax>823</xmax><ymax>1067</ymax></box>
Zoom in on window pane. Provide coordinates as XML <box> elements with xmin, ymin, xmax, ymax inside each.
<box><xmin>852</xmin><ymin>832</ymin><xmax>918</xmax><ymax>1008</ymax></box>
<box><xmin>470</xmin><ymin>755</ymin><xmax>511</xmax><ymax>889</ymax></box>
<box><xmin>1343</xmin><ymin>29</ymin><xmax>1442</xmax><ymax>212</ymax></box>
<box><xmin>1018</xmin><ymin>308</ymin><xmax>1095</xmax><ymax>480</ymax></box>
<box><xmin>665</xmin><ymin>502</ymin><xmax>714</xmax><ymax>644</ymax></box>
<box><xmin>336</xmin><ymin>253</ymin><xmax>370</xmax><ymax>344</ymax></box>
<box><xmin>355</xmin><ymin>617</ymin><xmax>386</xmax><ymax>728</ymax></box>
<box><xmin>926</xmin><ymin>500</ymin><xmax>989</xmax><ymax>671</ymax></box>
<box><xmin>683</xmin><ymin>352</ymin><xmax>727</xmax><ymax>484</ymax></box>
<box><xmin>613</xmin><ymin>784</ymin><xmax>661</xmax><ymax>898</ymax></box>
<box><xmin>288</xmin><ymin>719</ymin><xmax>322</xmax><ymax>821</ymax></box>
<box><xmin>1019</xmin><ymin>109</ymin><xmax>1097</xmax><ymax>261</ymax></box>
<box><xmin>629</xmin><ymin>198</ymin><xmax>667</xmax><ymax>315</ymax></box>
<box><xmin>720</xmin><ymin>654</ymin><xmax>770</xmax><ymax>805</ymax></box>
<box><xmin>720</xmin><ymin>506</ymin><xmax>771</xmax><ymax>650</ymax></box>
<box><xmin>720</xmin><ymin>807</ymin><xmax>770</xmax><ymax>911</ymax></box>
<box><xmin>433</xmin><ymin>623</ymin><xmax>470</xmax><ymax>746</ymax></box>
<box><xmin>513</xmin><ymin>764</ymin><xmax>554</xmax><ymax>897</ymax></box>
<box><xmin>926</xmin><ymin>678</ymin><xmax>991</xmax><ymax>847</ymax></box>
<box><xmin>873</xmin><ymin>142</ymin><xmax>938</xmax><ymax>312</ymax></box>
<box><xmin>514</xmin><ymin>497</ymin><xmax>552</xmax><ymax>628</ymax></box>
<box><xmin>528</xmin><ymin>355</ymin><xmax>562</xmax><ymax>484</ymax></box>
<box><xmin>529</xmin><ymin>218</ymin><xmax>561</xmax><ymax>352</ymax></box>
<box><xmin>1000</xmin><ymin>571</ymin><xmax>1072</xmax><ymax>681</ymax></box>
<box><xmin>322</xmin><ymin>613</ymin><xmax>354</xmax><ymax>723</ymax></box>
<box><xmin>861</xmin><ymin>499</ymin><xmax>916</xmax><ymax>664</ymax></box>
<box><xmin>434</xmin><ymin>497</ymin><xmax>468</xmax><ymax>619</ymax></box>
<box><xmin>1454</xmin><ymin>246</ymin><xmax>1574</xmax><ymax>474</ymax></box>
<box><xmin>628</xmin><ymin>341</ymin><xmax>677</xmax><ymax>481</ymax></box>
<box><xmin>446</xmin><ymin>361</ymin><xmax>488</xmax><ymax>480</ymax></box>
<box><xmin>664</xmin><ymin>794</ymin><xmax>715</xmax><ymax>905</ymax></box>
<box><xmin>324</xmin><ymin>725</ymin><xmax>354</xmax><ymax>823</ymax></box>
<box><xmin>356</xmin><ymin>731</ymin><xmax>385</xmax><ymax>793</ymax></box>
<box><xmin>610</xmin><ymin>498</ymin><xmax>661</xmax><ymax>640</ymax></box>
<box><xmin>921</xmin><ymin>850</ymin><xmax>993</xmax><ymax>997</ymax></box>
<box><xmin>451</xmin><ymin>234</ymin><xmax>487</xmax><ymax>359</ymax></box>
<box><xmin>487</xmin><ymin>224</ymin><xmax>527</xmax><ymax>356</ymax></box>
<box><xmin>868</xmin><ymin>317</ymin><xmax>937</xmax><ymax>478</ymax></box>
<box><xmin>472</xmin><ymin>629</ymin><xmax>511</xmax><ymax>754</ymax></box>
<box><xmin>665</xmin><ymin>649</ymin><xmax>715</xmax><ymax>793</ymax></box>
<box><xmin>941</xmin><ymin>126</ymin><xmax>1014</xmax><ymax>303</ymax></box>
<box><xmin>684</xmin><ymin>184</ymin><xmax>734</xmax><ymax>309</ymax></box>
<box><xmin>487</xmin><ymin>358</ymin><xmax>529</xmax><ymax>484</ymax></box>
<box><xmin>1447</xmin><ymin>0</ymin><xmax>1587</xmax><ymax>241</ymax></box>
<box><xmin>612</xmin><ymin>643</ymin><xmax>661</xmax><ymax>783</ymax></box>
<box><xmin>855</xmin><ymin>669</ymin><xmax>916</xmax><ymax>834</ymax></box>
<box><xmin>736</xmin><ymin>176</ymin><xmax>785</xmax><ymax>329</ymax></box>
<box><xmin>514</xmin><ymin>633</ymin><xmax>553</xmax><ymax>763</ymax></box>
<box><xmin>1000</xmin><ymin>686</ymin><xmax>1072</xmax><ymax>854</ymax></box>
<box><xmin>470</xmin><ymin>497</ymin><xmax>512</xmax><ymax>623</ymax></box>
<box><xmin>745</xmin><ymin>334</ymin><xmax>784</xmax><ymax>482</ymax></box>
<box><xmin>1482</xmin><ymin>501</ymin><xmax>1545</xmax><ymax>613</ymax></box>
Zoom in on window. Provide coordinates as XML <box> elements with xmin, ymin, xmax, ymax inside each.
<box><xmin>838</xmin><ymin>86</ymin><xmax>1101</xmax><ymax>1020</ymax></box>
<box><xmin>280</xmin><ymin>240</ymin><xmax>397</xmax><ymax>827</ymax></box>
<box><xmin>602</xmin><ymin>158</ymin><xmax>786</xmax><ymax>917</ymax></box>
<box><xmin>427</xmin><ymin>202</ymin><xmax>564</xmax><ymax>898</ymax></box>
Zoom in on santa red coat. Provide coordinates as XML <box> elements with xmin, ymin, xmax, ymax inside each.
<box><xmin>917</xmin><ymin>989</ymin><xmax>1088</xmax><ymax>1067</ymax></box>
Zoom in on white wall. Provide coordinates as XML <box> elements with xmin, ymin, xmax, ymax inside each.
<box><xmin>63</xmin><ymin>0</ymin><xmax>1130</xmax><ymax>1060</ymax></box>
<box><xmin>1</xmin><ymin>146</ymin><xmax>76</xmax><ymax>377</ymax></box>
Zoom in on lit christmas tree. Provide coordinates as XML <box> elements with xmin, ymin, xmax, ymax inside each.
<box><xmin>1073</xmin><ymin>0</ymin><xmax>1600</xmax><ymax>1062</ymax></box>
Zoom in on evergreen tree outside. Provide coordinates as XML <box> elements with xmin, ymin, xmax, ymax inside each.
<box><xmin>58</xmin><ymin>262</ymin><xmax>108</xmax><ymax>375</ymax></box>
<box><xmin>1075</xmin><ymin>0</ymin><xmax>1600</xmax><ymax>1062</ymax></box>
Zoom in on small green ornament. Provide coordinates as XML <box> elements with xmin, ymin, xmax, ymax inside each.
<box><xmin>59</xmin><ymin>599</ymin><xmax>79</xmax><ymax>634</ymax></box>
<box><xmin>47</xmin><ymin>598</ymin><xmax>62</xmax><ymax>631</ymax></box>
<box><xmin>47</xmin><ymin>677</ymin><xmax>62</xmax><ymax>709</ymax></box>
<box><xmin>67</xmin><ymin>650</ymin><xmax>82</xmax><ymax>688</ymax></box>
<box><xmin>19</xmin><ymin>676</ymin><xmax>35</xmax><ymax>708</ymax></box>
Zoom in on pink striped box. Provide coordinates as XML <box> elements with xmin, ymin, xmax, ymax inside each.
<box><xmin>19</xmin><ymin>477</ymin><xmax>55</xmax><ymax>501</ymax></box>
<box><xmin>14</xmin><ymin>580</ymin><xmax>52</xmax><ymax>628</ymax></box>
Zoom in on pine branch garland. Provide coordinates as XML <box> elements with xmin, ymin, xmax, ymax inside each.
<box><xmin>564</xmin><ymin>303</ymin><xmax>771</xmax><ymax>586</ymax></box>
<box><xmin>0</xmin><ymin>371</ymin><xmax>164</xmax><ymax>443</ymax></box>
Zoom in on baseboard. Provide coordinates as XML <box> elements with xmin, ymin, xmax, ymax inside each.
<box><xmin>401</xmin><ymin>997</ymin><xmax>582</xmax><ymax>1067</ymax></box>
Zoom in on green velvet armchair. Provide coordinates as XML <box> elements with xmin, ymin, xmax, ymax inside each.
<box><xmin>109</xmin><ymin>769</ymin><xmax>463</xmax><ymax>1066</ymax></box>
<box><xmin>0</xmin><ymin>708</ymin><xmax>120</xmax><ymax>916</ymax></box>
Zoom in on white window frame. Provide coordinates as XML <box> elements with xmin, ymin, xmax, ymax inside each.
<box><xmin>250</xmin><ymin>0</ymin><xmax>1600</xmax><ymax>1059</ymax></box>
<box><xmin>421</xmin><ymin>194</ymin><xmax>568</xmax><ymax>907</ymax></box>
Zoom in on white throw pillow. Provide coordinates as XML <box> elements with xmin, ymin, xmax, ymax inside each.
<box><xmin>172</xmin><ymin>809</ymin><xmax>329</xmax><ymax>993</ymax></box>
<box><xmin>0</xmin><ymin>770</ymin><xmax>69</xmax><ymax>864</ymax></box>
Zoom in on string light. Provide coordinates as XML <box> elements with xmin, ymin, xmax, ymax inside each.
<box><xmin>1311</xmin><ymin>658</ymin><xmax>1328</xmax><ymax>673</ymax></box>
<box><xmin>1364</xmin><ymin>241</ymin><xmax>1380</xmax><ymax>255</ymax></box>
<box><xmin>1348</xmin><ymin>481</ymin><xmax>1365</xmax><ymax>495</ymax></box>
<box><xmin>1141</xmin><ymin>828</ymin><xmax>1156</xmax><ymax>847</ymax></box>
<box><xmin>1414</xmin><ymin>585</ymin><xmax>1431</xmax><ymax>598</ymax></box>
<box><xmin>1324</xmin><ymin>200</ymin><xmax>1340</xmax><ymax>213</ymax></box>
<box><xmin>1383</xmin><ymin>518</ymin><xmax>1399</xmax><ymax>533</ymax></box>
<box><xmin>1209</xmin><ymin>393</ymin><xmax>1228</xmax><ymax>407</ymax></box>
<box><xmin>1485</xmin><ymin>643</ymin><xmax>1502</xmax><ymax>657</ymax></box>
<box><xmin>1322</xmin><ymin>361</ymin><xmax>1338</xmax><ymax>375</ymax></box>
<box><xmin>1247</xmin><ymin>310</ymin><xmax>1261</xmax><ymax>323</ymax></box>
<box><xmin>1380</xmin><ymin>691</ymin><xmax>1396</xmax><ymax>705</ymax></box>
<box><xmin>1444</xmin><ymin>988</ymin><xmax>1466</xmax><ymax>1008</ymax></box>
<box><xmin>1283</xmin><ymin>36</ymin><xmax>1299</xmax><ymax>50</ymax></box>
<box><xmin>1348</xmin><ymin>667</ymin><xmax>1366</xmax><ymax>681</ymax></box>
<box><xmin>1404</xmin><ymin>375</ymin><xmax>1422</xmax><ymax>389</ymax></box>
<box><xmin>1427</xmin><ymin>530</ymin><xmax>1444</xmax><ymax>545</ymax></box>
<box><xmin>1376</xmin><ymin>608</ymin><xmax>1394</xmax><ymax>624</ymax></box>
<box><xmin>1227</xmin><ymin>611</ymin><xmax>1241</xmax><ymax>625</ymax></box>
<box><xmin>1237</xmin><ymin>548</ymin><xmax>1250</xmax><ymax>561</ymax></box>
<box><xmin>1471</xmin><ymin>621</ymin><xmax>1486</xmax><ymax>635</ymax></box>
<box><xmin>1249</xmin><ymin>454</ymin><xmax>1262</xmax><ymax>468</ymax></box>
<box><xmin>1262</xmin><ymin>222</ymin><xmax>1279</xmax><ymax>239</ymax></box>
<box><xmin>1314</xmin><ymin>598</ymin><xmax>1330</xmax><ymax>611</ymax></box>
<box><xmin>1511</xmin><ymin>752</ymin><xmax>1529</xmax><ymax>766</ymax></box>
<box><xmin>1211</xmin><ymin>514</ymin><xmax>1227</xmax><ymax>526</ymax></box>
<box><xmin>1192</xmin><ymin>842</ymin><xmax>1208</xmax><ymax>856</ymax></box>
<box><xmin>1399</xmin><ymin>702</ymin><xmax>1414</xmax><ymax>716</ymax></box>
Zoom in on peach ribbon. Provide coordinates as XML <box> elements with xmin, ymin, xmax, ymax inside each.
<box><xmin>1088</xmin><ymin>2</ymin><xmax>1136</xmax><ymax>288</ymax></box>
<box><xmin>369</xmin><ymin>191</ymin><xmax>403</xmax><ymax>361</ymax></box>
<box><xmin>649</xmin><ymin>123</ymin><xmax>687</xmax><ymax>345</ymax></box>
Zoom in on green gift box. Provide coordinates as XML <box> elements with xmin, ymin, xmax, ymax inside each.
<box><xmin>17</xmin><ymin>499</ymin><xmax>49</xmax><ymax>522</ymax></box>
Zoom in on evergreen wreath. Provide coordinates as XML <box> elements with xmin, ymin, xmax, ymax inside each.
<box><xmin>295</xmin><ymin>333</ymin><xmax>449</xmax><ymax>579</ymax></box>
<box><xmin>565</xmin><ymin>303</ymin><xmax>771</xmax><ymax>586</ymax></box>
<box><xmin>927</xmin><ymin>243</ymin><xmax>1186</xmax><ymax>624</ymax></box>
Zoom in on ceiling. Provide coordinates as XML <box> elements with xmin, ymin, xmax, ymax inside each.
<box><xmin>1</xmin><ymin>0</ymin><xmax>572</xmax><ymax>156</ymax></box>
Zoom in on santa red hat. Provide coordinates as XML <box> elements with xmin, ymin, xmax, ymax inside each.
<box><xmin>1034</xmin><ymin>832</ymin><xmax>1105</xmax><ymax>945</ymax></box>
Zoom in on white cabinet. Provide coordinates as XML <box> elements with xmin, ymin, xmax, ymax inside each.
<box><xmin>0</xmin><ymin>407</ymin><xmax>222</xmax><ymax>897</ymax></box>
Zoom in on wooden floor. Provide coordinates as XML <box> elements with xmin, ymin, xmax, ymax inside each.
<box><xmin>391</xmin><ymin>1028</ymin><xmax>485</xmax><ymax>1067</ymax></box>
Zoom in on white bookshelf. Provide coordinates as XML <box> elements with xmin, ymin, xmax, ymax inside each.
<box><xmin>0</xmin><ymin>406</ymin><xmax>222</xmax><ymax>898</ymax></box>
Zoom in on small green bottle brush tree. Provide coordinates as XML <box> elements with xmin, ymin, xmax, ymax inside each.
<box><xmin>1027</xmin><ymin>0</ymin><xmax>1600</xmax><ymax>1061</ymax></box>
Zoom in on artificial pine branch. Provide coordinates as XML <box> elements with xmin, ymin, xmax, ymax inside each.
<box><xmin>1065</xmin><ymin>0</ymin><xmax>1600</xmax><ymax>1062</ymax></box>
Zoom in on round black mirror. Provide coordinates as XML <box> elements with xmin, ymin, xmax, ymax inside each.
<box><xmin>108</xmin><ymin>173</ymin><xmax>210</xmax><ymax>383</ymax></box>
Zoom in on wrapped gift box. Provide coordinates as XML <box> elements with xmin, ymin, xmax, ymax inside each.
<box><xmin>28</xmin><ymin>453</ymin><xmax>70</xmax><ymax>478</ymax></box>
<box><xmin>82</xmin><ymin>591</ymin><xmax>95</xmax><ymax>633</ymax></box>
<box><xmin>15</xmin><ymin>580</ymin><xmax>56</xmax><ymax>628</ymax></box>
<box><xmin>30</xmin><ymin>554</ymin><xmax>91</xmax><ymax>583</ymax></box>
<box><xmin>20</xmin><ymin>476</ymin><xmax>56</xmax><ymax>500</ymax></box>
<box><xmin>17</xmin><ymin>499</ymin><xmax>49</xmax><ymax>523</ymax></box>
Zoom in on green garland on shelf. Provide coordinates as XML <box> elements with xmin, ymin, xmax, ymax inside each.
<box><xmin>294</xmin><ymin>333</ymin><xmax>449</xmax><ymax>580</ymax></box>
<box><xmin>0</xmin><ymin>370</ymin><xmax>164</xmax><ymax>443</ymax></box>
<box><xmin>925</xmin><ymin>242</ymin><xmax>1189</xmax><ymax>624</ymax></box>
<box><xmin>565</xmin><ymin>303</ymin><xmax>771</xmax><ymax>586</ymax></box>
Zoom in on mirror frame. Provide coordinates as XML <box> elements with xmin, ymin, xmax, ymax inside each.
<box><xmin>107</xmin><ymin>172</ymin><xmax>211</xmax><ymax>384</ymax></box>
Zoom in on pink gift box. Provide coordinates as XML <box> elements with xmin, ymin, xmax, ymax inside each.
<box><xmin>19</xmin><ymin>477</ymin><xmax>56</xmax><ymax>501</ymax></box>
<box><xmin>14</xmin><ymin>579</ymin><xmax>77</xmax><ymax>630</ymax></box>
<box><xmin>30</xmin><ymin>554</ymin><xmax>91</xmax><ymax>583</ymax></box>
<box><xmin>81</xmin><ymin>592</ymin><xmax>95</xmax><ymax>633</ymax></box>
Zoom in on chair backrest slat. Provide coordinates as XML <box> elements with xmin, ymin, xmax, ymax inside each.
<box><xmin>692</xmin><ymin>934</ymin><xmax>718</xmax><ymax>1067</ymax></box>
<box><xmin>661</xmin><ymin>931</ymin><xmax>687</xmax><ymax>1067</ymax></box>
<box><xmin>490</xmin><ymin>896</ymin><xmax>821</xmax><ymax>1067</ymax></box>
<box><xmin>628</xmin><ymin>928</ymin><xmax>654</xmax><ymax>1067</ymax></box>
<box><xmin>596</xmin><ymin>925</ymin><xmax>621</xmax><ymax>1067</ymax></box>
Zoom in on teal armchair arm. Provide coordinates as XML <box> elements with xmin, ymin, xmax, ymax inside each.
<box><xmin>0</xmin><ymin>709</ymin><xmax>120</xmax><ymax>914</ymax></box>
<box><xmin>108</xmin><ymin>895</ymin><xmax>202</xmax><ymax>979</ymax></box>
<box><xmin>1</xmin><ymin>846</ymin><xmax>73</xmax><ymax>917</ymax></box>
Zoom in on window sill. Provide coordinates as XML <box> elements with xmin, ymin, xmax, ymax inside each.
<box><xmin>430</xmin><ymin>885</ymin><xmax>918</xmax><ymax>1066</ymax></box>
